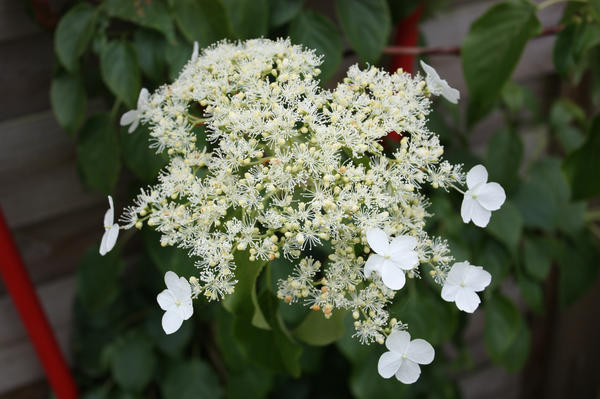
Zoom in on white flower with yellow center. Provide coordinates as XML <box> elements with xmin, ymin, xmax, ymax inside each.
<box><xmin>461</xmin><ymin>164</ymin><xmax>506</xmax><ymax>228</ymax></box>
<box><xmin>378</xmin><ymin>330</ymin><xmax>435</xmax><ymax>384</ymax></box>
<box><xmin>157</xmin><ymin>271</ymin><xmax>194</xmax><ymax>334</ymax></box>
<box><xmin>441</xmin><ymin>261</ymin><xmax>491</xmax><ymax>313</ymax></box>
<box><xmin>99</xmin><ymin>195</ymin><xmax>119</xmax><ymax>256</ymax></box>
<box><xmin>364</xmin><ymin>228</ymin><xmax>419</xmax><ymax>290</ymax></box>
<box><xmin>420</xmin><ymin>60</ymin><xmax>460</xmax><ymax>104</ymax></box>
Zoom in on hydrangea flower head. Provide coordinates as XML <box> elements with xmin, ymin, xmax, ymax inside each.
<box><xmin>441</xmin><ymin>261</ymin><xmax>491</xmax><ymax>312</ymax></box>
<box><xmin>378</xmin><ymin>330</ymin><xmax>435</xmax><ymax>384</ymax></box>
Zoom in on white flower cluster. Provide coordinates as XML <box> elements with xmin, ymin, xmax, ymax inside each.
<box><xmin>101</xmin><ymin>39</ymin><xmax>507</xmax><ymax>383</ymax></box>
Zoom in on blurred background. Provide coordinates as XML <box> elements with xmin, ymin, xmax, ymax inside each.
<box><xmin>0</xmin><ymin>0</ymin><xmax>599</xmax><ymax>398</ymax></box>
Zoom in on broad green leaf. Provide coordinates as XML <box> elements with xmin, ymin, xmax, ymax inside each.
<box><xmin>335</xmin><ymin>313</ymin><xmax>371</xmax><ymax>364</ymax></box>
<box><xmin>288</xmin><ymin>10</ymin><xmax>342</xmax><ymax>83</ymax></box>
<box><xmin>293</xmin><ymin>310</ymin><xmax>346</xmax><ymax>346</ymax></box>
<box><xmin>76</xmin><ymin>114</ymin><xmax>121</xmax><ymax>194</ymax></box>
<box><xmin>516</xmin><ymin>272</ymin><xmax>543</xmax><ymax>313</ymax></box>
<box><xmin>563</xmin><ymin>115</ymin><xmax>600</xmax><ymax>200</ymax></box>
<box><xmin>484</xmin><ymin>293</ymin><xmax>521</xmax><ymax>360</ymax></box>
<box><xmin>133</xmin><ymin>29</ymin><xmax>167</xmax><ymax>82</ymax></box>
<box><xmin>50</xmin><ymin>72</ymin><xmax>86</xmax><ymax>136</ymax></box>
<box><xmin>486</xmin><ymin>200</ymin><xmax>523</xmax><ymax>252</ymax></box>
<box><xmin>161</xmin><ymin>360</ymin><xmax>223</xmax><ymax>399</ymax></box>
<box><xmin>350</xmin><ymin>351</ymin><xmax>411</xmax><ymax>399</ymax></box>
<box><xmin>142</xmin><ymin>229</ymin><xmax>197</xmax><ymax>277</ymax></box>
<box><xmin>476</xmin><ymin>240</ymin><xmax>511</xmax><ymax>290</ymax></box>
<box><xmin>104</xmin><ymin>0</ymin><xmax>176</xmax><ymax>43</ymax></box>
<box><xmin>462</xmin><ymin>0</ymin><xmax>541</xmax><ymax>124</ymax></box>
<box><xmin>227</xmin><ymin>366</ymin><xmax>273</xmax><ymax>399</ymax></box>
<box><xmin>500</xmin><ymin>81</ymin><xmax>525</xmax><ymax>114</ymax></box>
<box><xmin>110</xmin><ymin>333</ymin><xmax>156</xmax><ymax>392</ymax></box>
<box><xmin>558</xmin><ymin>233</ymin><xmax>600</xmax><ymax>307</ymax></box>
<box><xmin>335</xmin><ymin>0</ymin><xmax>391</xmax><ymax>63</ymax></box>
<box><xmin>173</xmin><ymin>0</ymin><xmax>230</xmax><ymax>47</ymax></box>
<box><xmin>77</xmin><ymin>246</ymin><xmax>123</xmax><ymax>313</ymax></box>
<box><xmin>522</xmin><ymin>236</ymin><xmax>552</xmax><ymax>280</ymax></box>
<box><xmin>268</xmin><ymin>0</ymin><xmax>303</xmax><ymax>27</ymax></box>
<box><xmin>55</xmin><ymin>3</ymin><xmax>97</xmax><ymax>71</ymax></box>
<box><xmin>223</xmin><ymin>0</ymin><xmax>269</xmax><ymax>39</ymax></box>
<box><xmin>144</xmin><ymin>310</ymin><xmax>194</xmax><ymax>357</ymax></box>
<box><xmin>120</xmin><ymin>124</ymin><xmax>169</xmax><ymax>182</ymax></box>
<box><xmin>485</xmin><ymin>129</ymin><xmax>523</xmax><ymax>191</ymax></box>
<box><xmin>492</xmin><ymin>321</ymin><xmax>530</xmax><ymax>371</ymax></box>
<box><xmin>165</xmin><ymin>39</ymin><xmax>194</xmax><ymax>80</ymax></box>
<box><xmin>513</xmin><ymin>180</ymin><xmax>556</xmax><ymax>232</ymax></box>
<box><xmin>553</xmin><ymin>21</ymin><xmax>600</xmax><ymax>80</ymax></box>
<box><xmin>100</xmin><ymin>41</ymin><xmax>141</xmax><ymax>108</ymax></box>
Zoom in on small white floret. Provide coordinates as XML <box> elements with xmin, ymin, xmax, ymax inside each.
<box><xmin>157</xmin><ymin>271</ymin><xmax>194</xmax><ymax>334</ymax></box>
<box><xmin>119</xmin><ymin>88</ymin><xmax>149</xmax><ymax>133</ymax></box>
<box><xmin>461</xmin><ymin>164</ymin><xmax>506</xmax><ymax>228</ymax></box>
<box><xmin>441</xmin><ymin>261</ymin><xmax>491</xmax><ymax>313</ymax></box>
<box><xmin>99</xmin><ymin>195</ymin><xmax>119</xmax><ymax>256</ymax></box>
<box><xmin>377</xmin><ymin>330</ymin><xmax>435</xmax><ymax>384</ymax></box>
<box><xmin>420</xmin><ymin>61</ymin><xmax>460</xmax><ymax>104</ymax></box>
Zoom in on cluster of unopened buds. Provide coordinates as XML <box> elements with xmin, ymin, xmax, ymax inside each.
<box><xmin>98</xmin><ymin>39</ymin><xmax>506</xmax><ymax>384</ymax></box>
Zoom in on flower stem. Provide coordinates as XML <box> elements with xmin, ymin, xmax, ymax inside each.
<box><xmin>449</xmin><ymin>182</ymin><xmax>465</xmax><ymax>195</ymax></box>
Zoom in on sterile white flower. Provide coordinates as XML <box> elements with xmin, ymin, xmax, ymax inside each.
<box><xmin>99</xmin><ymin>195</ymin><xmax>119</xmax><ymax>256</ymax></box>
<box><xmin>157</xmin><ymin>271</ymin><xmax>194</xmax><ymax>334</ymax></box>
<box><xmin>378</xmin><ymin>330</ymin><xmax>435</xmax><ymax>384</ymax></box>
<box><xmin>461</xmin><ymin>164</ymin><xmax>506</xmax><ymax>228</ymax></box>
<box><xmin>119</xmin><ymin>88</ymin><xmax>149</xmax><ymax>133</ymax></box>
<box><xmin>441</xmin><ymin>261</ymin><xmax>491</xmax><ymax>313</ymax></box>
<box><xmin>364</xmin><ymin>228</ymin><xmax>419</xmax><ymax>290</ymax></box>
<box><xmin>420</xmin><ymin>60</ymin><xmax>460</xmax><ymax>104</ymax></box>
<box><xmin>191</xmin><ymin>41</ymin><xmax>199</xmax><ymax>63</ymax></box>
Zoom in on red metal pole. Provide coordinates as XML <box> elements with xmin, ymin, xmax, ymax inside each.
<box><xmin>0</xmin><ymin>208</ymin><xmax>78</xmax><ymax>398</ymax></box>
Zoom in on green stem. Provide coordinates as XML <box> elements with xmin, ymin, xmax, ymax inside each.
<box><xmin>110</xmin><ymin>99</ymin><xmax>122</xmax><ymax>122</ymax></box>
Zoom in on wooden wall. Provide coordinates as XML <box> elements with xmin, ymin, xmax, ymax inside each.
<box><xmin>0</xmin><ymin>0</ymin><xmax>598</xmax><ymax>397</ymax></box>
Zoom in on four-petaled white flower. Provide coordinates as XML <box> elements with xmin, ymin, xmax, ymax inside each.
<box><xmin>119</xmin><ymin>88</ymin><xmax>149</xmax><ymax>133</ymax></box>
<box><xmin>364</xmin><ymin>228</ymin><xmax>419</xmax><ymax>290</ymax></box>
<box><xmin>420</xmin><ymin>60</ymin><xmax>460</xmax><ymax>104</ymax></box>
<box><xmin>157</xmin><ymin>271</ymin><xmax>194</xmax><ymax>334</ymax></box>
<box><xmin>441</xmin><ymin>261</ymin><xmax>491</xmax><ymax>313</ymax></box>
<box><xmin>99</xmin><ymin>195</ymin><xmax>119</xmax><ymax>256</ymax></box>
<box><xmin>461</xmin><ymin>164</ymin><xmax>506</xmax><ymax>228</ymax></box>
<box><xmin>378</xmin><ymin>330</ymin><xmax>435</xmax><ymax>384</ymax></box>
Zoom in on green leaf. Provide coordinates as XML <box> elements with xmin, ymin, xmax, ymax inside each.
<box><xmin>513</xmin><ymin>180</ymin><xmax>556</xmax><ymax>232</ymax></box>
<box><xmin>516</xmin><ymin>272</ymin><xmax>544</xmax><ymax>314</ymax></box>
<box><xmin>335</xmin><ymin>313</ymin><xmax>371</xmax><ymax>364</ymax></box>
<box><xmin>110</xmin><ymin>333</ymin><xmax>156</xmax><ymax>392</ymax></box>
<box><xmin>563</xmin><ymin>115</ymin><xmax>600</xmax><ymax>200</ymax></box>
<box><xmin>387</xmin><ymin>0</ymin><xmax>421</xmax><ymax>22</ymax></box>
<box><xmin>493</xmin><ymin>321</ymin><xmax>530</xmax><ymax>372</ymax></box>
<box><xmin>120</xmin><ymin>124</ymin><xmax>168</xmax><ymax>182</ymax></box>
<box><xmin>522</xmin><ymin>236</ymin><xmax>552</xmax><ymax>280</ymax></box>
<box><xmin>161</xmin><ymin>360</ymin><xmax>223</xmax><ymax>398</ymax></box>
<box><xmin>462</xmin><ymin>0</ymin><xmax>541</xmax><ymax>124</ymax></box>
<box><xmin>104</xmin><ymin>0</ymin><xmax>176</xmax><ymax>43</ymax></box>
<box><xmin>226</xmin><ymin>366</ymin><xmax>273</xmax><ymax>399</ymax></box>
<box><xmin>55</xmin><ymin>3</ymin><xmax>97</xmax><ymax>71</ymax></box>
<box><xmin>476</xmin><ymin>240</ymin><xmax>511</xmax><ymax>290</ymax></box>
<box><xmin>145</xmin><ymin>309</ymin><xmax>194</xmax><ymax>357</ymax></box>
<box><xmin>288</xmin><ymin>10</ymin><xmax>343</xmax><ymax>83</ymax></box>
<box><xmin>165</xmin><ymin>39</ymin><xmax>194</xmax><ymax>80</ymax></box>
<box><xmin>558</xmin><ymin>233</ymin><xmax>600</xmax><ymax>307</ymax></box>
<box><xmin>142</xmin><ymin>228</ymin><xmax>197</xmax><ymax>277</ymax></box>
<box><xmin>50</xmin><ymin>72</ymin><xmax>87</xmax><ymax>136</ymax></box>
<box><xmin>173</xmin><ymin>0</ymin><xmax>230</xmax><ymax>47</ymax></box>
<box><xmin>76</xmin><ymin>114</ymin><xmax>121</xmax><ymax>194</ymax></box>
<box><xmin>500</xmin><ymin>81</ymin><xmax>525</xmax><ymax>114</ymax></box>
<box><xmin>484</xmin><ymin>293</ymin><xmax>524</xmax><ymax>368</ymax></box>
<box><xmin>550</xmin><ymin>99</ymin><xmax>586</xmax><ymax>152</ymax></box>
<box><xmin>133</xmin><ymin>29</ymin><xmax>167</xmax><ymax>82</ymax></box>
<box><xmin>77</xmin><ymin>246</ymin><xmax>123</xmax><ymax>313</ymax></box>
<box><xmin>350</xmin><ymin>351</ymin><xmax>412</xmax><ymax>399</ymax></box>
<box><xmin>335</xmin><ymin>0</ymin><xmax>391</xmax><ymax>63</ymax></box>
<box><xmin>100</xmin><ymin>41</ymin><xmax>141</xmax><ymax>108</ymax></box>
<box><xmin>553</xmin><ymin>21</ymin><xmax>600</xmax><ymax>80</ymax></box>
<box><xmin>486</xmin><ymin>200</ymin><xmax>523</xmax><ymax>252</ymax></box>
<box><xmin>223</xmin><ymin>0</ymin><xmax>269</xmax><ymax>39</ymax></box>
<box><xmin>485</xmin><ymin>129</ymin><xmax>523</xmax><ymax>191</ymax></box>
<box><xmin>293</xmin><ymin>310</ymin><xmax>346</xmax><ymax>346</ymax></box>
<box><xmin>268</xmin><ymin>0</ymin><xmax>303</xmax><ymax>27</ymax></box>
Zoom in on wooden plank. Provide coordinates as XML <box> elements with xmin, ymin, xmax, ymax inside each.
<box><xmin>0</xmin><ymin>1</ymin><xmax>42</xmax><ymax>42</ymax></box>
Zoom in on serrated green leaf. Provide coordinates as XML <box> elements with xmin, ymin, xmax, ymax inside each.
<box><xmin>487</xmin><ymin>200</ymin><xmax>523</xmax><ymax>252</ymax></box>
<box><xmin>55</xmin><ymin>3</ymin><xmax>97</xmax><ymax>71</ymax></box>
<box><xmin>100</xmin><ymin>41</ymin><xmax>141</xmax><ymax>108</ymax></box>
<box><xmin>173</xmin><ymin>0</ymin><xmax>230</xmax><ymax>47</ymax></box>
<box><xmin>223</xmin><ymin>0</ymin><xmax>269</xmax><ymax>39</ymax></box>
<box><xmin>104</xmin><ymin>0</ymin><xmax>176</xmax><ymax>43</ymax></box>
<box><xmin>563</xmin><ymin>115</ymin><xmax>600</xmax><ymax>200</ymax></box>
<box><xmin>288</xmin><ymin>10</ymin><xmax>342</xmax><ymax>83</ymax></box>
<box><xmin>133</xmin><ymin>29</ymin><xmax>167</xmax><ymax>82</ymax></box>
<box><xmin>293</xmin><ymin>310</ymin><xmax>346</xmax><ymax>346</ymax></box>
<box><xmin>462</xmin><ymin>0</ymin><xmax>541</xmax><ymax>124</ymax></box>
<box><xmin>268</xmin><ymin>0</ymin><xmax>303</xmax><ymax>27</ymax></box>
<box><xmin>335</xmin><ymin>0</ymin><xmax>391</xmax><ymax>63</ymax></box>
<box><xmin>110</xmin><ymin>333</ymin><xmax>156</xmax><ymax>392</ymax></box>
<box><xmin>76</xmin><ymin>114</ymin><xmax>121</xmax><ymax>194</ymax></box>
<box><xmin>120</xmin><ymin>124</ymin><xmax>168</xmax><ymax>182</ymax></box>
<box><xmin>161</xmin><ymin>360</ymin><xmax>223</xmax><ymax>399</ymax></box>
<box><xmin>50</xmin><ymin>72</ymin><xmax>87</xmax><ymax>136</ymax></box>
<box><xmin>485</xmin><ymin>129</ymin><xmax>523</xmax><ymax>192</ymax></box>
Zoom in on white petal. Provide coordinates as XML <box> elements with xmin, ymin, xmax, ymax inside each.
<box><xmin>474</xmin><ymin>182</ymin><xmax>506</xmax><ymax>211</ymax></box>
<box><xmin>441</xmin><ymin>283</ymin><xmax>459</xmax><ymax>302</ymax></box>
<box><xmin>406</xmin><ymin>339</ymin><xmax>435</xmax><ymax>365</ymax></box>
<box><xmin>420</xmin><ymin>60</ymin><xmax>440</xmax><ymax>81</ymax></box>
<box><xmin>388</xmin><ymin>235</ymin><xmax>417</xmax><ymax>255</ymax></box>
<box><xmin>103</xmin><ymin>224</ymin><xmax>119</xmax><ymax>254</ymax></box>
<box><xmin>127</xmin><ymin>118</ymin><xmax>139</xmax><ymax>134</ymax></box>
<box><xmin>395</xmin><ymin>359</ymin><xmax>421</xmax><ymax>384</ymax></box>
<box><xmin>137</xmin><ymin>88</ymin><xmax>149</xmax><ymax>108</ymax></box>
<box><xmin>104</xmin><ymin>196</ymin><xmax>114</xmax><ymax>227</ymax></box>
<box><xmin>172</xmin><ymin>276</ymin><xmax>192</xmax><ymax>300</ymax></box>
<box><xmin>465</xmin><ymin>266</ymin><xmax>491</xmax><ymax>292</ymax></box>
<box><xmin>455</xmin><ymin>288</ymin><xmax>481</xmax><ymax>313</ymax></box>
<box><xmin>466</xmin><ymin>164</ymin><xmax>488</xmax><ymax>189</ymax></box>
<box><xmin>99</xmin><ymin>231</ymin><xmax>110</xmax><ymax>256</ymax></box>
<box><xmin>461</xmin><ymin>196</ymin><xmax>476</xmax><ymax>224</ymax></box>
<box><xmin>391</xmin><ymin>251</ymin><xmax>419</xmax><ymax>271</ymax></box>
<box><xmin>162</xmin><ymin>310</ymin><xmax>183</xmax><ymax>334</ymax></box>
<box><xmin>364</xmin><ymin>254</ymin><xmax>384</xmax><ymax>278</ymax></box>
<box><xmin>440</xmin><ymin>83</ymin><xmax>460</xmax><ymax>104</ymax></box>
<box><xmin>445</xmin><ymin>262</ymin><xmax>470</xmax><ymax>286</ymax></box>
<box><xmin>191</xmin><ymin>41</ymin><xmax>199</xmax><ymax>62</ymax></box>
<box><xmin>470</xmin><ymin>203</ymin><xmax>492</xmax><ymax>228</ymax></box>
<box><xmin>385</xmin><ymin>330</ymin><xmax>411</xmax><ymax>353</ymax></box>
<box><xmin>157</xmin><ymin>290</ymin><xmax>176</xmax><ymax>311</ymax></box>
<box><xmin>119</xmin><ymin>110</ymin><xmax>138</xmax><ymax>126</ymax></box>
<box><xmin>378</xmin><ymin>351</ymin><xmax>403</xmax><ymax>379</ymax></box>
<box><xmin>366</xmin><ymin>228</ymin><xmax>389</xmax><ymax>255</ymax></box>
<box><xmin>178</xmin><ymin>301</ymin><xmax>194</xmax><ymax>320</ymax></box>
<box><xmin>381</xmin><ymin>263</ymin><xmax>406</xmax><ymax>290</ymax></box>
<box><xmin>164</xmin><ymin>271</ymin><xmax>180</xmax><ymax>291</ymax></box>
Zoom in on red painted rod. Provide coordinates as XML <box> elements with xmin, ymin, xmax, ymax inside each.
<box><xmin>0</xmin><ymin>207</ymin><xmax>78</xmax><ymax>398</ymax></box>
